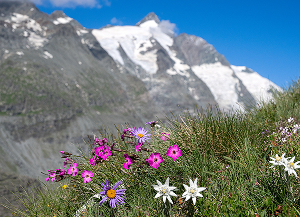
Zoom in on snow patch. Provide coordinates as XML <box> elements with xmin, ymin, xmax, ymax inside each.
<box><xmin>42</xmin><ymin>51</ymin><xmax>53</xmax><ymax>59</ymax></box>
<box><xmin>231</xmin><ymin>65</ymin><xmax>282</xmax><ymax>103</ymax></box>
<box><xmin>4</xmin><ymin>50</ymin><xmax>9</xmax><ymax>54</ymax></box>
<box><xmin>53</xmin><ymin>17</ymin><xmax>73</xmax><ymax>25</ymax></box>
<box><xmin>78</xmin><ymin>61</ymin><xmax>82</xmax><ymax>65</ymax></box>
<box><xmin>11</xmin><ymin>13</ymin><xmax>42</xmax><ymax>32</ymax></box>
<box><xmin>28</xmin><ymin>32</ymin><xmax>48</xmax><ymax>48</ymax></box>
<box><xmin>76</xmin><ymin>29</ymin><xmax>88</xmax><ymax>36</ymax></box>
<box><xmin>192</xmin><ymin>62</ymin><xmax>241</xmax><ymax>111</ymax></box>
<box><xmin>16</xmin><ymin>51</ymin><xmax>24</xmax><ymax>56</ymax></box>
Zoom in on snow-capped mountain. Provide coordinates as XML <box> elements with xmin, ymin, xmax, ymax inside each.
<box><xmin>0</xmin><ymin>2</ymin><xmax>281</xmax><ymax>179</ymax></box>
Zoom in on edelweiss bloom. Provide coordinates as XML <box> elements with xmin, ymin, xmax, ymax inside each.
<box><xmin>269</xmin><ymin>153</ymin><xmax>289</xmax><ymax>168</ymax></box>
<box><xmin>182</xmin><ymin>178</ymin><xmax>206</xmax><ymax>205</ymax></box>
<box><xmin>283</xmin><ymin>156</ymin><xmax>300</xmax><ymax>177</ymax></box>
<box><xmin>152</xmin><ymin>177</ymin><xmax>177</xmax><ymax>204</ymax></box>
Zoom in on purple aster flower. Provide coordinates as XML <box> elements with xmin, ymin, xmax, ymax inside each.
<box><xmin>124</xmin><ymin>154</ymin><xmax>133</xmax><ymax>169</ymax></box>
<box><xmin>99</xmin><ymin>179</ymin><xmax>126</xmax><ymax>209</ymax></box>
<box><xmin>101</xmin><ymin>145</ymin><xmax>112</xmax><ymax>160</ymax></box>
<box><xmin>148</xmin><ymin>153</ymin><xmax>164</xmax><ymax>169</ymax></box>
<box><xmin>145</xmin><ymin>120</ymin><xmax>158</xmax><ymax>128</ymax></box>
<box><xmin>81</xmin><ymin>170</ymin><xmax>94</xmax><ymax>183</ymax></box>
<box><xmin>166</xmin><ymin>145</ymin><xmax>182</xmax><ymax>161</ymax></box>
<box><xmin>67</xmin><ymin>163</ymin><xmax>78</xmax><ymax>176</ymax></box>
<box><xmin>132</xmin><ymin>127</ymin><xmax>151</xmax><ymax>143</ymax></box>
<box><xmin>135</xmin><ymin>143</ymin><xmax>143</xmax><ymax>152</ymax></box>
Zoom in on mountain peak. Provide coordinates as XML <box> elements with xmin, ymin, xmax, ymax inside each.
<box><xmin>136</xmin><ymin>12</ymin><xmax>160</xmax><ymax>26</ymax></box>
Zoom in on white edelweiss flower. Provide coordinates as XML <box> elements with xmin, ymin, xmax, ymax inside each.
<box><xmin>283</xmin><ymin>156</ymin><xmax>300</xmax><ymax>177</ymax></box>
<box><xmin>269</xmin><ymin>153</ymin><xmax>289</xmax><ymax>168</ymax></box>
<box><xmin>288</xmin><ymin>117</ymin><xmax>294</xmax><ymax>123</ymax></box>
<box><xmin>152</xmin><ymin>177</ymin><xmax>177</xmax><ymax>204</ymax></box>
<box><xmin>182</xmin><ymin>178</ymin><xmax>206</xmax><ymax>205</ymax></box>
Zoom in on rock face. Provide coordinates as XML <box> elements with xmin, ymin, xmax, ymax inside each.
<box><xmin>0</xmin><ymin>2</ymin><xmax>281</xmax><ymax>182</ymax></box>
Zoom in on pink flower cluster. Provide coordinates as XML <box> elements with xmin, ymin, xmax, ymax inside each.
<box><xmin>90</xmin><ymin>137</ymin><xmax>112</xmax><ymax>166</ymax></box>
<box><xmin>121</xmin><ymin>127</ymin><xmax>135</xmax><ymax>141</ymax></box>
<box><xmin>46</xmin><ymin>168</ymin><xmax>65</xmax><ymax>182</ymax></box>
<box><xmin>121</xmin><ymin>123</ymin><xmax>183</xmax><ymax>170</ymax></box>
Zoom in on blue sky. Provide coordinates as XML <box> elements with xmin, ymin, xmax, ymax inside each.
<box><xmin>33</xmin><ymin>0</ymin><xmax>299</xmax><ymax>89</ymax></box>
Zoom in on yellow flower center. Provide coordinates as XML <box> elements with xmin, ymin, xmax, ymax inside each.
<box><xmin>138</xmin><ymin>133</ymin><xmax>143</xmax><ymax>138</ymax></box>
<box><xmin>106</xmin><ymin>189</ymin><xmax>116</xmax><ymax>199</ymax></box>
<box><xmin>276</xmin><ymin>156</ymin><xmax>281</xmax><ymax>162</ymax></box>
<box><xmin>162</xmin><ymin>188</ymin><xmax>167</xmax><ymax>194</ymax></box>
<box><xmin>289</xmin><ymin>162</ymin><xmax>294</xmax><ymax>168</ymax></box>
<box><xmin>62</xmin><ymin>185</ymin><xmax>67</xmax><ymax>189</ymax></box>
<box><xmin>190</xmin><ymin>188</ymin><xmax>195</xmax><ymax>194</ymax></box>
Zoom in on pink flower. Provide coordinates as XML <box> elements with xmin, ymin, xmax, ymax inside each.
<box><xmin>101</xmin><ymin>145</ymin><xmax>112</xmax><ymax>160</ymax></box>
<box><xmin>94</xmin><ymin>138</ymin><xmax>101</xmax><ymax>145</ymax></box>
<box><xmin>124</xmin><ymin>154</ymin><xmax>133</xmax><ymax>169</ymax></box>
<box><xmin>161</xmin><ymin>133</ymin><xmax>170</xmax><ymax>141</ymax></box>
<box><xmin>67</xmin><ymin>163</ymin><xmax>78</xmax><ymax>176</ymax></box>
<box><xmin>63</xmin><ymin>157</ymin><xmax>72</xmax><ymax>167</ymax></box>
<box><xmin>46</xmin><ymin>172</ymin><xmax>56</xmax><ymax>182</ymax></box>
<box><xmin>81</xmin><ymin>170</ymin><xmax>94</xmax><ymax>183</ymax></box>
<box><xmin>148</xmin><ymin>153</ymin><xmax>164</xmax><ymax>169</ymax></box>
<box><xmin>166</xmin><ymin>145</ymin><xmax>182</xmax><ymax>161</ymax></box>
<box><xmin>58</xmin><ymin>169</ymin><xmax>65</xmax><ymax>176</ymax></box>
<box><xmin>60</xmin><ymin>151</ymin><xmax>65</xmax><ymax>154</ymax></box>
<box><xmin>90</xmin><ymin>155</ymin><xmax>98</xmax><ymax>166</ymax></box>
<box><xmin>135</xmin><ymin>143</ymin><xmax>143</xmax><ymax>152</ymax></box>
<box><xmin>95</xmin><ymin>146</ymin><xmax>103</xmax><ymax>157</ymax></box>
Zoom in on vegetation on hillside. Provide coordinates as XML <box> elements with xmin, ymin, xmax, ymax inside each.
<box><xmin>2</xmin><ymin>79</ymin><xmax>300</xmax><ymax>216</ymax></box>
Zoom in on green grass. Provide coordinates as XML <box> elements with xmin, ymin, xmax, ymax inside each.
<box><xmin>2</xmin><ymin>79</ymin><xmax>300</xmax><ymax>216</ymax></box>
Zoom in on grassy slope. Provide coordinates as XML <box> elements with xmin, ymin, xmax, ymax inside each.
<box><xmin>2</xmin><ymin>79</ymin><xmax>300</xmax><ymax>216</ymax></box>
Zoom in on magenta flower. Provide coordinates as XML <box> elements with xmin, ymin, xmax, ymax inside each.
<box><xmin>94</xmin><ymin>138</ymin><xmax>101</xmax><ymax>145</ymax></box>
<box><xmin>67</xmin><ymin>163</ymin><xmax>78</xmax><ymax>176</ymax></box>
<box><xmin>90</xmin><ymin>155</ymin><xmax>98</xmax><ymax>166</ymax></box>
<box><xmin>124</xmin><ymin>154</ymin><xmax>133</xmax><ymax>169</ymax></box>
<box><xmin>148</xmin><ymin>153</ymin><xmax>164</xmax><ymax>169</ymax></box>
<box><xmin>132</xmin><ymin>127</ymin><xmax>151</xmax><ymax>143</ymax></box>
<box><xmin>63</xmin><ymin>157</ymin><xmax>72</xmax><ymax>167</ymax></box>
<box><xmin>60</xmin><ymin>151</ymin><xmax>65</xmax><ymax>154</ymax></box>
<box><xmin>99</xmin><ymin>179</ymin><xmax>126</xmax><ymax>209</ymax></box>
<box><xmin>58</xmin><ymin>169</ymin><xmax>65</xmax><ymax>176</ymax></box>
<box><xmin>166</xmin><ymin>145</ymin><xmax>182</xmax><ymax>161</ymax></box>
<box><xmin>95</xmin><ymin>146</ymin><xmax>103</xmax><ymax>157</ymax></box>
<box><xmin>135</xmin><ymin>143</ymin><xmax>143</xmax><ymax>152</ymax></box>
<box><xmin>161</xmin><ymin>133</ymin><xmax>170</xmax><ymax>141</ymax></box>
<box><xmin>101</xmin><ymin>145</ymin><xmax>112</xmax><ymax>160</ymax></box>
<box><xmin>81</xmin><ymin>170</ymin><xmax>94</xmax><ymax>183</ymax></box>
<box><xmin>46</xmin><ymin>172</ymin><xmax>56</xmax><ymax>182</ymax></box>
